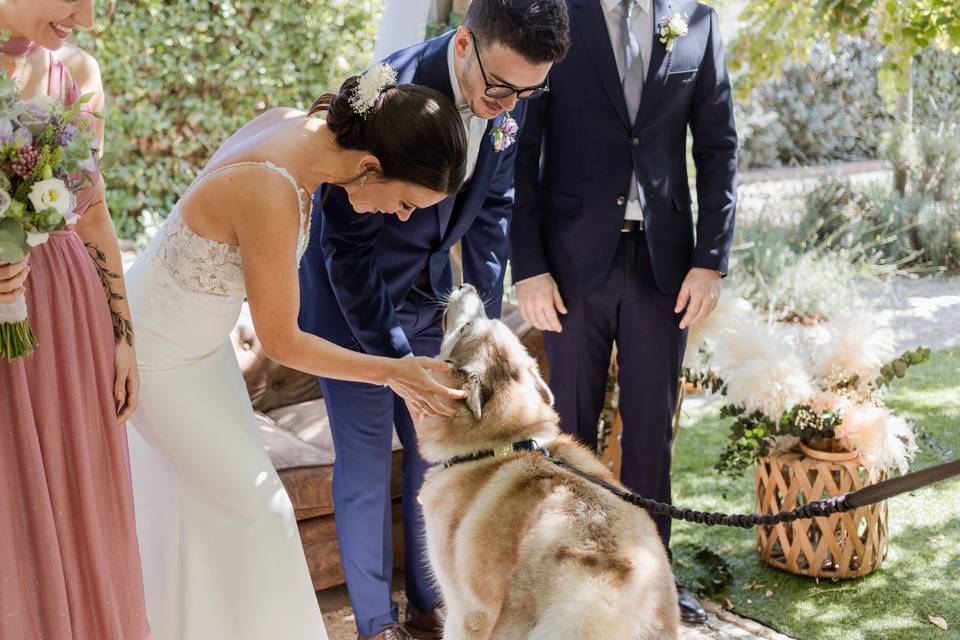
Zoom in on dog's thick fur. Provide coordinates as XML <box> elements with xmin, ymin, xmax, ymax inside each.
<box><xmin>415</xmin><ymin>285</ymin><xmax>679</xmax><ymax>640</ymax></box>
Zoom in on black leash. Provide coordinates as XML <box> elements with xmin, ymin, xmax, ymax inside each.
<box><xmin>439</xmin><ymin>440</ymin><xmax>960</xmax><ymax>529</ymax></box>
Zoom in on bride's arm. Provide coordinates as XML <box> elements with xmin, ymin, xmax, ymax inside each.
<box><xmin>226</xmin><ymin>170</ymin><xmax>463</xmax><ymax>416</ymax></box>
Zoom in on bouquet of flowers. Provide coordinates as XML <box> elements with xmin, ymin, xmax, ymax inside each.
<box><xmin>0</xmin><ymin>73</ymin><xmax>97</xmax><ymax>361</ymax></box>
<box><xmin>684</xmin><ymin>296</ymin><xmax>929</xmax><ymax>476</ymax></box>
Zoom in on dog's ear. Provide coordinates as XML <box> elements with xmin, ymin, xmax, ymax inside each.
<box><xmin>464</xmin><ymin>371</ymin><xmax>484</xmax><ymax>420</ymax></box>
<box><xmin>531</xmin><ymin>366</ymin><xmax>554</xmax><ymax>407</ymax></box>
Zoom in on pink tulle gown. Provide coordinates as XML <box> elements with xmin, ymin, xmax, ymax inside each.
<box><xmin>0</xmin><ymin>39</ymin><xmax>151</xmax><ymax>640</ymax></box>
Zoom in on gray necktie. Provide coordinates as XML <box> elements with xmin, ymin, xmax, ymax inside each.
<box><xmin>621</xmin><ymin>0</ymin><xmax>644</xmax><ymax>122</ymax></box>
<box><xmin>621</xmin><ymin>0</ymin><xmax>643</xmax><ymax>206</ymax></box>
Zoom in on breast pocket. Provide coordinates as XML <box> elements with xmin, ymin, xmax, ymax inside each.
<box><xmin>666</xmin><ymin>68</ymin><xmax>698</xmax><ymax>85</ymax></box>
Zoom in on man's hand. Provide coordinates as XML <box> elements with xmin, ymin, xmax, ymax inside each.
<box><xmin>674</xmin><ymin>267</ymin><xmax>722</xmax><ymax>330</ymax></box>
<box><xmin>516</xmin><ymin>273</ymin><xmax>567</xmax><ymax>333</ymax></box>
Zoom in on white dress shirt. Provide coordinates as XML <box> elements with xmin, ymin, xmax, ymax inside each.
<box><xmin>448</xmin><ymin>36</ymin><xmax>489</xmax><ymax>183</ymax></box>
<box><xmin>602</xmin><ymin>0</ymin><xmax>653</xmax><ymax>222</ymax></box>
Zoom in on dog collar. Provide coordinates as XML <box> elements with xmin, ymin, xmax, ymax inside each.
<box><xmin>439</xmin><ymin>439</ymin><xmax>547</xmax><ymax>469</ymax></box>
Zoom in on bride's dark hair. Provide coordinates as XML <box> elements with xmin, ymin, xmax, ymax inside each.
<box><xmin>309</xmin><ymin>75</ymin><xmax>467</xmax><ymax>195</ymax></box>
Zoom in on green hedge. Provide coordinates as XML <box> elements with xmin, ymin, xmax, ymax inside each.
<box><xmin>75</xmin><ymin>0</ymin><xmax>382</xmax><ymax>240</ymax></box>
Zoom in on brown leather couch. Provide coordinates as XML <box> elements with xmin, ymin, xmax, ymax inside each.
<box><xmin>229</xmin><ymin>304</ymin><xmax>547</xmax><ymax>591</ymax></box>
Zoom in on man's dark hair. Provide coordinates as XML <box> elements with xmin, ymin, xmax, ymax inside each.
<box><xmin>465</xmin><ymin>0</ymin><xmax>571</xmax><ymax>65</ymax></box>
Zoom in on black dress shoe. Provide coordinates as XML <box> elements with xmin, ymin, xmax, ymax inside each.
<box><xmin>404</xmin><ymin>603</ymin><xmax>444</xmax><ymax>640</ymax></box>
<box><xmin>677</xmin><ymin>584</ymin><xmax>708</xmax><ymax>624</ymax></box>
<box><xmin>358</xmin><ymin>623</ymin><xmax>414</xmax><ymax>640</ymax></box>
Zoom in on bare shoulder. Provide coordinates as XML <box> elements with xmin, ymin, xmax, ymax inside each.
<box><xmin>56</xmin><ymin>43</ymin><xmax>103</xmax><ymax>96</ymax></box>
<box><xmin>195</xmin><ymin>163</ymin><xmax>305</xmax><ymax>235</ymax></box>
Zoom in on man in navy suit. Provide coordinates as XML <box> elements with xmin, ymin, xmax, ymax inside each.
<box><xmin>510</xmin><ymin>0</ymin><xmax>737</xmax><ymax>624</ymax></box>
<box><xmin>299</xmin><ymin>2</ymin><xmax>571</xmax><ymax>638</ymax></box>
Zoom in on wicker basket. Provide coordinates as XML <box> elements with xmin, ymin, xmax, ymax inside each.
<box><xmin>755</xmin><ymin>441</ymin><xmax>888</xmax><ymax>578</ymax></box>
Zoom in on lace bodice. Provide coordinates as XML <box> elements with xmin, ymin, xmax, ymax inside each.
<box><xmin>142</xmin><ymin>161</ymin><xmax>311</xmax><ymax>300</ymax></box>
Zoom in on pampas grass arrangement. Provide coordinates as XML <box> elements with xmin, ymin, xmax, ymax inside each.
<box><xmin>686</xmin><ymin>296</ymin><xmax>927</xmax><ymax>476</ymax></box>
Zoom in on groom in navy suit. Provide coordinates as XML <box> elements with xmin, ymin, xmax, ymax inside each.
<box><xmin>511</xmin><ymin>0</ymin><xmax>737</xmax><ymax>624</ymax></box>
<box><xmin>299</xmin><ymin>2</ymin><xmax>571</xmax><ymax>638</ymax></box>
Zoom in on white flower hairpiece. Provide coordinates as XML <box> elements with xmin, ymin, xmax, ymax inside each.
<box><xmin>349</xmin><ymin>63</ymin><xmax>398</xmax><ymax>117</ymax></box>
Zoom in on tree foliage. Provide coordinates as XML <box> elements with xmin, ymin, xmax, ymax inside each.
<box><xmin>730</xmin><ymin>0</ymin><xmax>960</xmax><ymax>99</ymax></box>
<box><xmin>75</xmin><ymin>0</ymin><xmax>381</xmax><ymax>238</ymax></box>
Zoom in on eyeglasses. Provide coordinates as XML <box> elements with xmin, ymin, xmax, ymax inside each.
<box><xmin>470</xmin><ymin>32</ymin><xmax>549</xmax><ymax>100</ymax></box>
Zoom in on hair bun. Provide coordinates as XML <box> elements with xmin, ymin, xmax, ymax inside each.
<box><xmin>309</xmin><ymin>76</ymin><xmax>365</xmax><ymax>146</ymax></box>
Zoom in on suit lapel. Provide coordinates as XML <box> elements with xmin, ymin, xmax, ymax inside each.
<box><xmin>631</xmin><ymin>0</ymin><xmax>673</xmax><ymax>133</ymax></box>
<box><xmin>440</xmin><ymin>113</ymin><xmax>501</xmax><ymax>241</ymax></box>
<box><xmin>573</xmin><ymin>0</ymin><xmax>630</xmax><ymax>129</ymax></box>
<box><xmin>412</xmin><ymin>31</ymin><xmax>456</xmax><ymax>102</ymax></box>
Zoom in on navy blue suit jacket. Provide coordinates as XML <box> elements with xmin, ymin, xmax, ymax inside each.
<box><xmin>299</xmin><ymin>32</ymin><xmax>525</xmax><ymax>358</ymax></box>
<box><xmin>510</xmin><ymin>0</ymin><xmax>737</xmax><ymax>297</ymax></box>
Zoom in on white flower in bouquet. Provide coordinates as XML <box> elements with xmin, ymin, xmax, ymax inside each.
<box><xmin>712</xmin><ymin>320</ymin><xmax>814</xmax><ymax>417</ymax></box>
<box><xmin>835</xmin><ymin>404</ymin><xmax>917</xmax><ymax>474</ymax></box>
<box><xmin>813</xmin><ymin>315</ymin><xmax>895</xmax><ymax>387</ymax></box>
<box><xmin>26</xmin><ymin>231</ymin><xmax>49</xmax><ymax>247</ymax></box>
<box><xmin>0</xmin><ymin>187</ymin><xmax>10</xmax><ymax>218</ymax></box>
<box><xmin>684</xmin><ymin>295</ymin><xmax>753</xmax><ymax>375</ymax></box>
<box><xmin>28</xmin><ymin>178</ymin><xmax>75</xmax><ymax>217</ymax></box>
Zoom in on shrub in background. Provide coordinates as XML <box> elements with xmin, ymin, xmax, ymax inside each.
<box><xmin>736</xmin><ymin>38</ymin><xmax>960</xmax><ymax>172</ymax></box>
<box><xmin>75</xmin><ymin>0</ymin><xmax>381</xmax><ymax>241</ymax></box>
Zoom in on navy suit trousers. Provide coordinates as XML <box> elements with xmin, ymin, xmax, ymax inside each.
<box><xmin>543</xmin><ymin>231</ymin><xmax>687</xmax><ymax>548</ymax></box>
<box><xmin>317</xmin><ymin>291</ymin><xmax>443</xmax><ymax>636</ymax></box>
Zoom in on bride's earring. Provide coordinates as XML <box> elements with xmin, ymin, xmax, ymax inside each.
<box><xmin>360</xmin><ymin>174</ymin><xmax>368</xmax><ymax>188</ymax></box>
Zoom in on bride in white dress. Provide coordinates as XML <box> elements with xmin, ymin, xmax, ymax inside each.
<box><xmin>124</xmin><ymin>66</ymin><xmax>468</xmax><ymax>640</ymax></box>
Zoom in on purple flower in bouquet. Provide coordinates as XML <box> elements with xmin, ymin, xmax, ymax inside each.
<box><xmin>0</xmin><ymin>119</ymin><xmax>13</xmax><ymax>144</ymax></box>
<box><xmin>491</xmin><ymin>111</ymin><xmax>518</xmax><ymax>153</ymax></box>
<box><xmin>15</xmin><ymin>99</ymin><xmax>52</xmax><ymax>127</ymax></box>
<box><xmin>58</xmin><ymin>124</ymin><xmax>79</xmax><ymax>147</ymax></box>
<box><xmin>11</xmin><ymin>126</ymin><xmax>31</xmax><ymax>149</ymax></box>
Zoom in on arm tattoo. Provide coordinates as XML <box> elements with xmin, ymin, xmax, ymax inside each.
<box><xmin>85</xmin><ymin>242</ymin><xmax>134</xmax><ymax>346</ymax></box>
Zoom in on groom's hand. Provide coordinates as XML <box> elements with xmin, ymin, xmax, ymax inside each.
<box><xmin>516</xmin><ymin>273</ymin><xmax>567</xmax><ymax>333</ymax></box>
<box><xmin>675</xmin><ymin>267</ymin><xmax>722</xmax><ymax>330</ymax></box>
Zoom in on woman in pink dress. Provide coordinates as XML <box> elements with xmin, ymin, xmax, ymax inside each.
<box><xmin>0</xmin><ymin>1</ymin><xmax>151</xmax><ymax>638</ymax></box>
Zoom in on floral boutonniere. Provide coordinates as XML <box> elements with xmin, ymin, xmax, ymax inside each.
<box><xmin>658</xmin><ymin>11</ymin><xmax>689</xmax><ymax>53</ymax></box>
<box><xmin>491</xmin><ymin>111</ymin><xmax>518</xmax><ymax>153</ymax></box>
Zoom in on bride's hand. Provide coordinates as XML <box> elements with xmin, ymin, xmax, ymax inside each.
<box><xmin>384</xmin><ymin>356</ymin><xmax>466</xmax><ymax>418</ymax></box>
<box><xmin>114</xmin><ymin>340</ymin><xmax>140</xmax><ymax>425</ymax></box>
<box><xmin>0</xmin><ymin>258</ymin><xmax>30</xmax><ymax>303</ymax></box>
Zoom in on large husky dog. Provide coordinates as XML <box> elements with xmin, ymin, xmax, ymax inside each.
<box><xmin>415</xmin><ymin>284</ymin><xmax>679</xmax><ymax>640</ymax></box>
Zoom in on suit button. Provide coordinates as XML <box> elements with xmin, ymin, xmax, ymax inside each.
<box><xmin>631</xmin><ymin>137</ymin><xmax>640</xmax><ymax>147</ymax></box>
<box><xmin>616</xmin><ymin>195</ymin><xmax>627</xmax><ymax>206</ymax></box>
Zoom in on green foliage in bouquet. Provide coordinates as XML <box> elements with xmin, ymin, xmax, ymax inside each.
<box><xmin>0</xmin><ymin>75</ymin><xmax>97</xmax><ymax>262</ymax></box>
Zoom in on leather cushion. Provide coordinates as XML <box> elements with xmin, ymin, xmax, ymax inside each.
<box><xmin>257</xmin><ymin>400</ymin><xmax>403</xmax><ymax>520</ymax></box>
<box><xmin>232</xmin><ymin>311</ymin><xmax>322</xmax><ymax>413</ymax></box>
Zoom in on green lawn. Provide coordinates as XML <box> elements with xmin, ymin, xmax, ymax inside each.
<box><xmin>671</xmin><ymin>348</ymin><xmax>960</xmax><ymax>640</ymax></box>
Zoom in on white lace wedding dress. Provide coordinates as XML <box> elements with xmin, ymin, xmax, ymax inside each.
<box><xmin>125</xmin><ymin>161</ymin><xmax>328</xmax><ymax>640</ymax></box>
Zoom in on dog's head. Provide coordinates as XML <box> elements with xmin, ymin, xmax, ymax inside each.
<box><xmin>416</xmin><ymin>284</ymin><xmax>559</xmax><ymax>464</ymax></box>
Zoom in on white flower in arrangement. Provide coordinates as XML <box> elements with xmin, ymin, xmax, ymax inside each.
<box><xmin>711</xmin><ymin>319</ymin><xmax>814</xmax><ymax>417</ymax></box>
<box><xmin>349</xmin><ymin>63</ymin><xmax>398</xmax><ymax>117</ymax></box>
<box><xmin>658</xmin><ymin>11</ymin><xmax>689</xmax><ymax>52</ymax></box>
<box><xmin>811</xmin><ymin>314</ymin><xmax>895</xmax><ymax>387</ymax></box>
<box><xmin>835</xmin><ymin>404</ymin><xmax>917</xmax><ymax>474</ymax></box>
<box><xmin>28</xmin><ymin>178</ymin><xmax>74</xmax><ymax>217</ymax></box>
<box><xmin>684</xmin><ymin>295</ymin><xmax>753</xmax><ymax>374</ymax></box>
<box><xmin>667</xmin><ymin>14</ymin><xmax>689</xmax><ymax>37</ymax></box>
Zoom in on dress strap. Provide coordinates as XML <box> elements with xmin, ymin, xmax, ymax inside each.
<box><xmin>181</xmin><ymin>161</ymin><xmax>310</xmax><ymax>236</ymax></box>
